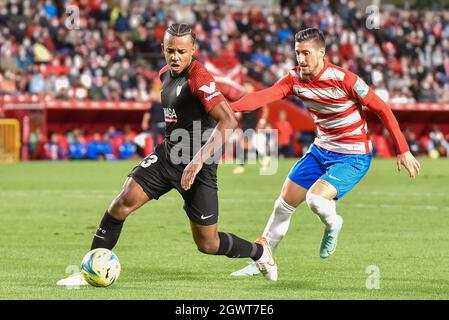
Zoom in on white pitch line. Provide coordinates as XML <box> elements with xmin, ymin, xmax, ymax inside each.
<box><xmin>224</xmin><ymin>190</ymin><xmax>448</xmax><ymax>197</ymax></box>
<box><xmin>356</xmin><ymin>191</ymin><xmax>447</xmax><ymax>197</ymax></box>
<box><xmin>340</xmin><ymin>203</ymin><xmax>449</xmax><ymax>211</ymax></box>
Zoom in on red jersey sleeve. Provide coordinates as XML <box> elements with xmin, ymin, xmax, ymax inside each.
<box><xmin>366</xmin><ymin>93</ymin><xmax>409</xmax><ymax>154</ymax></box>
<box><xmin>230</xmin><ymin>73</ymin><xmax>293</xmax><ymax>112</ymax></box>
<box><xmin>342</xmin><ymin>70</ymin><xmax>408</xmax><ymax>154</ymax></box>
<box><xmin>341</xmin><ymin>70</ymin><xmax>375</xmax><ymax>106</ymax></box>
<box><xmin>188</xmin><ymin>62</ymin><xmax>226</xmax><ymax>113</ymax></box>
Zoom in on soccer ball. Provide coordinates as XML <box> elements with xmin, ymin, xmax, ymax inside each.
<box><xmin>81</xmin><ymin>248</ymin><xmax>121</xmax><ymax>287</ymax></box>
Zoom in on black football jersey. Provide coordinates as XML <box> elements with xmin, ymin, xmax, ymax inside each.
<box><xmin>158</xmin><ymin>59</ymin><xmax>226</xmax><ymax>166</ymax></box>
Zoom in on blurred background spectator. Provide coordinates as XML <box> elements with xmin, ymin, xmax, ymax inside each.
<box><xmin>275</xmin><ymin>110</ymin><xmax>294</xmax><ymax>158</ymax></box>
<box><xmin>44</xmin><ymin>132</ymin><xmax>64</xmax><ymax>160</ymax></box>
<box><xmin>68</xmin><ymin>131</ymin><xmax>87</xmax><ymax>160</ymax></box>
<box><xmin>427</xmin><ymin>124</ymin><xmax>449</xmax><ymax>157</ymax></box>
<box><xmin>404</xmin><ymin>128</ymin><xmax>424</xmax><ymax>157</ymax></box>
<box><xmin>87</xmin><ymin>133</ymin><xmax>104</xmax><ymax>160</ymax></box>
<box><xmin>119</xmin><ymin>133</ymin><xmax>138</xmax><ymax>160</ymax></box>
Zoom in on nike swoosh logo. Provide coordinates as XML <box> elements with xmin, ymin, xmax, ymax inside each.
<box><xmin>328</xmin><ymin>174</ymin><xmax>341</xmax><ymax>181</ymax></box>
<box><xmin>200</xmin><ymin>214</ymin><xmax>214</xmax><ymax>220</ymax></box>
<box><xmin>94</xmin><ymin>234</ymin><xmax>105</xmax><ymax>240</ymax></box>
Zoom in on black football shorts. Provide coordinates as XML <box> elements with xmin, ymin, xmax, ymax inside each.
<box><xmin>128</xmin><ymin>144</ymin><xmax>218</xmax><ymax>225</ymax></box>
<box><xmin>241</xmin><ymin>110</ymin><xmax>259</xmax><ymax>132</ymax></box>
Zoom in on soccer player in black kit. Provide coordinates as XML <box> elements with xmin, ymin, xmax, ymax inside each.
<box><xmin>57</xmin><ymin>24</ymin><xmax>277</xmax><ymax>286</ymax></box>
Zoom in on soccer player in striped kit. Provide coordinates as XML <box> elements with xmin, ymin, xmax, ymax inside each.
<box><xmin>230</xmin><ymin>28</ymin><xmax>421</xmax><ymax>278</ymax></box>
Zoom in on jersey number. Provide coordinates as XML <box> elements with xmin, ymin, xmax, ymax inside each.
<box><xmin>140</xmin><ymin>154</ymin><xmax>158</xmax><ymax>168</ymax></box>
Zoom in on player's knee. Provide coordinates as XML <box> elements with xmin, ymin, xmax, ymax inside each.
<box><xmin>280</xmin><ymin>185</ymin><xmax>305</xmax><ymax>208</ymax></box>
<box><xmin>109</xmin><ymin>195</ymin><xmax>135</xmax><ymax>220</ymax></box>
<box><xmin>274</xmin><ymin>196</ymin><xmax>296</xmax><ymax>216</ymax></box>
<box><xmin>196</xmin><ymin>239</ymin><xmax>219</xmax><ymax>255</ymax></box>
<box><xmin>306</xmin><ymin>191</ymin><xmax>335</xmax><ymax>216</ymax></box>
<box><xmin>305</xmin><ymin>191</ymin><xmax>323</xmax><ymax>214</ymax></box>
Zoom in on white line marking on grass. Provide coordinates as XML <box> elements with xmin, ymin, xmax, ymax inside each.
<box><xmin>0</xmin><ymin>190</ymin><xmax>113</xmax><ymax>199</ymax></box>
<box><xmin>358</xmin><ymin>191</ymin><xmax>447</xmax><ymax>197</ymax></box>
<box><xmin>340</xmin><ymin>203</ymin><xmax>449</xmax><ymax>211</ymax></box>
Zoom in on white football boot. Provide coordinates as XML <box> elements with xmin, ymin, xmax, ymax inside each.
<box><xmin>230</xmin><ymin>261</ymin><xmax>261</xmax><ymax>277</ymax></box>
<box><xmin>254</xmin><ymin>236</ymin><xmax>278</xmax><ymax>281</ymax></box>
<box><xmin>56</xmin><ymin>272</ymin><xmax>88</xmax><ymax>286</ymax></box>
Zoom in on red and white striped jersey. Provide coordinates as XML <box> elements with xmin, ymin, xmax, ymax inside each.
<box><xmin>278</xmin><ymin>61</ymin><xmax>373</xmax><ymax>154</ymax></box>
<box><xmin>231</xmin><ymin>60</ymin><xmax>409</xmax><ymax>155</ymax></box>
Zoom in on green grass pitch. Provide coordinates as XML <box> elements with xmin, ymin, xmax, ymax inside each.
<box><xmin>0</xmin><ymin>158</ymin><xmax>448</xmax><ymax>300</ymax></box>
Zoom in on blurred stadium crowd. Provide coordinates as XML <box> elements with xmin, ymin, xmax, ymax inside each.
<box><xmin>0</xmin><ymin>0</ymin><xmax>448</xmax><ymax>160</ymax></box>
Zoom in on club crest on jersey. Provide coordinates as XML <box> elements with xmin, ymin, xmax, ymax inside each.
<box><xmin>199</xmin><ymin>81</ymin><xmax>222</xmax><ymax>101</ymax></box>
<box><xmin>354</xmin><ymin>77</ymin><xmax>369</xmax><ymax>98</ymax></box>
<box><xmin>164</xmin><ymin>107</ymin><xmax>178</xmax><ymax>122</ymax></box>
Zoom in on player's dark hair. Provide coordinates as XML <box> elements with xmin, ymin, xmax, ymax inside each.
<box><xmin>295</xmin><ymin>28</ymin><xmax>325</xmax><ymax>48</ymax></box>
<box><xmin>165</xmin><ymin>23</ymin><xmax>196</xmax><ymax>43</ymax></box>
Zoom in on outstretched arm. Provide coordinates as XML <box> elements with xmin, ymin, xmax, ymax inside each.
<box><xmin>342</xmin><ymin>72</ymin><xmax>420</xmax><ymax>178</ymax></box>
<box><xmin>230</xmin><ymin>74</ymin><xmax>293</xmax><ymax>112</ymax></box>
<box><xmin>366</xmin><ymin>93</ymin><xmax>421</xmax><ymax>178</ymax></box>
<box><xmin>230</xmin><ymin>86</ymin><xmax>286</xmax><ymax>112</ymax></box>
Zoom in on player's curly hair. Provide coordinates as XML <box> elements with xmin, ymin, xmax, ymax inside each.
<box><xmin>295</xmin><ymin>28</ymin><xmax>325</xmax><ymax>48</ymax></box>
<box><xmin>165</xmin><ymin>23</ymin><xmax>196</xmax><ymax>43</ymax></box>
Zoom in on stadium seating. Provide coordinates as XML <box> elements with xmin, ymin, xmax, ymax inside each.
<box><xmin>0</xmin><ymin>0</ymin><xmax>448</xmax><ymax>159</ymax></box>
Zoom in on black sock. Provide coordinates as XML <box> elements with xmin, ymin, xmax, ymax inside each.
<box><xmin>216</xmin><ymin>232</ymin><xmax>263</xmax><ymax>260</ymax></box>
<box><xmin>90</xmin><ymin>211</ymin><xmax>124</xmax><ymax>250</ymax></box>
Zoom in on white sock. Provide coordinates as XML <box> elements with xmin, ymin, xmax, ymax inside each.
<box><xmin>262</xmin><ymin>197</ymin><xmax>296</xmax><ymax>253</ymax></box>
<box><xmin>305</xmin><ymin>192</ymin><xmax>341</xmax><ymax>230</ymax></box>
